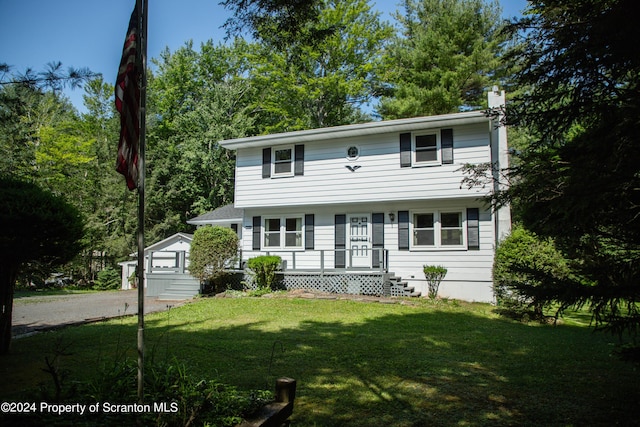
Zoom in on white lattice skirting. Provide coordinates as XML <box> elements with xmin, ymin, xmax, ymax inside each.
<box><xmin>230</xmin><ymin>271</ymin><xmax>388</xmax><ymax>296</ymax></box>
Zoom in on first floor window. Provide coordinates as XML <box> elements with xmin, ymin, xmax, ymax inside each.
<box><xmin>440</xmin><ymin>212</ymin><xmax>463</xmax><ymax>246</ymax></box>
<box><xmin>413</xmin><ymin>213</ymin><xmax>435</xmax><ymax>246</ymax></box>
<box><xmin>285</xmin><ymin>217</ymin><xmax>302</xmax><ymax>247</ymax></box>
<box><xmin>263</xmin><ymin>216</ymin><xmax>303</xmax><ymax>249</ymax></box>
<box><xmin>412</xmin><ymin>210</ymin><xmax>465</xmax><ymax>248</ymax></box>
<box><xmin>264</xmin><ymin>218</ymin><xmax>281</xmax><ymax>247</ymax></box>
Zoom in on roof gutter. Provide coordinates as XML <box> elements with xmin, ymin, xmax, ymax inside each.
<box><xmin>186</xmin><ymin>218</ymin><xmax>242</xmax><ymax>225</ymax></box>
<box><xmin>219</xmin><ymin>111</ymin><xmax>487</xmax><ymax>150</ymax></box>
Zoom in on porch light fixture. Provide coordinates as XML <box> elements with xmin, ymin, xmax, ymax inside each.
<box><xmin>388</xmin><ymin>212</ymin><xmax>395</xmax><ymax>222</ymax></box>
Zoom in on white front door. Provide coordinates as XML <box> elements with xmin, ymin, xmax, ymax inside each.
<box><xmin>348</xmin><ymin>214</ymin><xmax>371</xmax><ymax>268</ymax></box>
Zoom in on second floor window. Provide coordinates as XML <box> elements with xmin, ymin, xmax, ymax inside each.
<box><xmin>263</xmin><ymin>145</ymin><xmax>304</xmax><ymax>178</ymax></box>
<box><xmin>414</xmin><ymin>134</ymin><xmax>438</xmax><ymax>163</ymax></box>
<box><xmin>413</xmin><ymin>133</ymin><xmax>440</xmax><ymax>165</ymax></box>
<box><xmin>400</xmin><ymin>129</ymin><xmax>453</xmax><ymax>168</ymax></box>
<box><xmin>273</xmin><ymin>146</ymin><xmax>293</xmax><ymax>176</ymax></box>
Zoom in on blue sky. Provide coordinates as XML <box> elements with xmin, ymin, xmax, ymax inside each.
<box><xmin>0</xmin><ymin>0</ymin><xmax>527</xmax><ymax>112</ymax></box>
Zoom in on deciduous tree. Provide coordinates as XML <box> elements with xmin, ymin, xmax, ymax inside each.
<box><xmin>248</xmin><ymin>0</ymin><xmax>393</xmax><ymax>131</ymax></box>
<box><xmin>146</xmin><ymin>41</ymin><xmax>256</xmax><ymax>242</ymax></box>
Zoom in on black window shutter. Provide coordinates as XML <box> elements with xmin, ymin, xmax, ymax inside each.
<box><xmin>295</xmin><ymin>144</ymin><xmax>304</xmax><ymax>176</ymax></box>
<box><xmin>398</xmin><ymin>211</ymin><xmax>409</xmax><ymax>250</ymax></box>
<box><xmin>441</xmin><ymin>128</ymin><xmax>453</xmax><ymax>164</ymax></box>
<box><xmin>262</xmin><ymin>148</ymin><xmax>271</xmax><ymax>178</ymax></box>
<box><xmin>252</xmin><ymin>216</ymin><xmax>261</xmax><ymax>250</ymax></box>
<box><xmin>372</xmin><ymin>213</ymin><xmax>384</xmax><ymax>268</ymax></box>
<box><xmin>335</xmin><ymin>214</ymin><xmax>346</xmax><ymax>268</ymax></box>
<box><xmin>305</xmin><ymin>214</ymin><xmax>314</xmax><ymax>250</ymax></box>
<box><xmin>467</xmin><ymin>208</ymin><xmax>480</xmax><ymax>250</ymax></box>
<box><xmin>400</xmin><ymin>133</ymin><xmax>412</xmax><ymax>167</ymax></box>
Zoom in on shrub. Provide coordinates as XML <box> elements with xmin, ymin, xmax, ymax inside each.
<box><xmin>246</xmin><ymin>255</ymin><xmax>282</xmax><ymax>291</ymax></box>
<box><xmin>19</xmin><ymin>357</ymin><xmax>271</xmax><ymax>427</ymax></box>
<box><xmin>94</xmin><ymin>267</ymin><xmax>121</xmax><ymax>290</ymax></box>
<box><xmin>423</xmin><ymin>265</ymin><xmax>447</xmax><ymax>299</ymax></box>
<box><xmin>189</xmin><ymin>226</ymin><xmax>239</xmax><ymax>284</ymax></box>
<box><xmin>128</xmin><ymin>270</ymin><xmax>137</xmax><ymax>289</ymax></box>
<box><xmin>493</xmin><ymin>225</ymin><xmax>571</xmax><ymax>318</ymax></box>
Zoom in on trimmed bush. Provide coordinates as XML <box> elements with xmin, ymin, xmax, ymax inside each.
<box><xmin>189</xmin><ymin>226</ymin><xmax>239</xmax><ymax>284</ymax></box>
<box><xmin>493</xmin><ymin>225</ymin><xmax>571</xmax><ymax>318</ymax></box>
<box><xmin>423</xmin><ymin>265</ymin><xmax>447</xmax><ymax>299</ymax></box>
<box><xmin>246</xmin><ymin>255</ymin><xmax>282</xmax><ymax>291</ymax></box>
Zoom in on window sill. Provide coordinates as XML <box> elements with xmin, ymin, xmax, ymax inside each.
<box><xmin>261</xmin><ymin>247</ymin><xmax>305</xmax><ymax>252</ymax></box>
<box><xmin>411</xmin><ymin>162</ymin><xmax>442</xmax><ymax>168</ymax></box>
<box><xmin>409</xmin><ymin>246</ymin><xmax>467</xmax><ymax>251</ymax></box>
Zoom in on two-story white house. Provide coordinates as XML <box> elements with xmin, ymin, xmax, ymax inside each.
<box><xmin>217</xmin><ymin>89</ymin><xmax>510</xmax><ymax>302</ymax></box>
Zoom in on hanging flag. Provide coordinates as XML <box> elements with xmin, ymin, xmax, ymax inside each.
<box><xmin>115</xmin><ymin>7</ymin><xmax>140</xmax><ymax>191</ymax></box>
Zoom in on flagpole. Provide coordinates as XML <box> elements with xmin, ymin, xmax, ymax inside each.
<box><xmin>136</xmin><ymin>0</ymin><xmax>148</xmax><ymax>404</ymax></box>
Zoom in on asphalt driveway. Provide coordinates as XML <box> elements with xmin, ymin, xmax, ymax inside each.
<box><xmin>12</xmin><ymin>290</ymin><xmax>185</xmax><ymax>337</ymax></box>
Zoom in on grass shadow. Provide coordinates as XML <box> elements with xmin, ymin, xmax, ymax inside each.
<box><xmin>2</xmin><ymin>297</ymin><xmax>639</xmax><ymax>426</ymax></box>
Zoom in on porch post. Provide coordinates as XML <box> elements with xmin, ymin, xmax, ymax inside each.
<box><xmin>147</xmin><ymin>250</ymin><xmax>153</xmax><ymax>274</ymax></box>
<box><xmin>179</xmin><ymin>251</ymin><xmax>186</xmax><ymax>273</ymax></box>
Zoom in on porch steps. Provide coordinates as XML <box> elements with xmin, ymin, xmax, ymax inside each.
<box><xmin>157</xmin><ymin>276</ymin><xmax>200</xmax><ymax>301</ymax></box>
<box><xmin>387</xmin><ymin>275</ymin><xmax>421</xmax><ymax>298</ymax></box>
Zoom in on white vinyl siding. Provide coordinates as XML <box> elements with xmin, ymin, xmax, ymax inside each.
<box><xmin>234</xmin><ymin>123</ymin><xmax>490</xmax><ymax>209</ymax></box>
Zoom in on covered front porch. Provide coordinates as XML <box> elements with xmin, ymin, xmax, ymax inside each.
<box><xmin>144</xmin><ymin>247</ymin><xmax>420</xmax><ymax>298</ymax></box>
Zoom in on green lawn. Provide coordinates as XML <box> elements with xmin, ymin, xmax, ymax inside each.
<box><xmin>2</xmin><ymin>295</ymin><xmax>639</xmax><ymax>426</ymax></box>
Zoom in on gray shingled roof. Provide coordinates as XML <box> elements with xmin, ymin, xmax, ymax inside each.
<box><xmin>187</xmin><ymin>204</ymin><xmax>243</xmax><ymax>224</ymax></box>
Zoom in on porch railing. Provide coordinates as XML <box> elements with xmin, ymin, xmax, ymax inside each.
<box><xmin>238</xmin><ymin>248</ymin><xmax>389</xmax><ymax>274</ymax></box>
<box><xmin>147</xmin><ymin>250</ymin><xmax>189</xmax><ymax>274</ymax></box>
<box><xmin>146</xmin><ymin>248</ymin><xmax>390</xmax><ymax>276</ymax></box>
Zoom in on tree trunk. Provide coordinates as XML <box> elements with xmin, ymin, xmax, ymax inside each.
<box><xmin>0</xmin><ymin>263</ymin><xmax>18</xmax><ymax>355</ymax></box>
